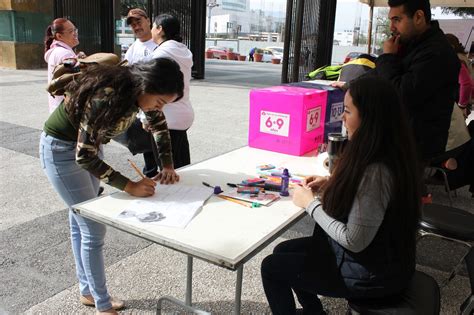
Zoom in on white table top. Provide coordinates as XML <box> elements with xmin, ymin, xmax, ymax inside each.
<box><xmin>73</xmin><ymin>146</ymin><xmax>329</xmax><ymax>270</ymax></box>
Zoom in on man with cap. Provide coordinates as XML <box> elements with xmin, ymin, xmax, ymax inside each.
<box><xmin>124</xmin><ymin>8</ymin><xmax>157</xmax><ymax>63</ymax></box>
<box><xmin>114</xmin><ymin>8</ymin><xmax>160</xmax><ymax>178</ymax></box>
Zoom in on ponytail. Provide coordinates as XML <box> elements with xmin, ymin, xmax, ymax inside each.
<box><xmin>44</xmin><ymin>25</ymin><xmax>55</xmax><ymax>52</ymax></box>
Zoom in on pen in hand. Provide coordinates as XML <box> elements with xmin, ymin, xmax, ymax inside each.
<box><xmin>128</xmin><ymin>159</ymin><xmax>146</xmax><ymax>179</ymax></box>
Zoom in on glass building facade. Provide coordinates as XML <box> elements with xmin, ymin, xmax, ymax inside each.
<box><xmin>0</xmin><ymin>10</ymin><xmax>52</xmax><ymax>43</ymax></box>
<box><xmin>221</xmin><ymin>0</ymin><xmax>247</xmax><ymax>12</ymax></box>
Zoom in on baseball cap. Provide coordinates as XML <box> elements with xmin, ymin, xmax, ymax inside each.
<box><xmin>126</xmin><ymin>8</ymin><xmax>148</xmax><ymax>25</ymax></box>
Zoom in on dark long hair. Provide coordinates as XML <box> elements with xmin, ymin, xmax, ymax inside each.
<box><xmin>65</xmin><ymin>58</ymin><xmax>184</xmax><ymax>146</ymax></box>
<box><xmin>322</xmin><ymin>76</ymin><xmax>421</xmax><ymax>247</ymax></box>
<box><xmin>445</xmin><ymin>33</ymin><xmax>467</xmax><ymax>54</ymax></box>
<box><xmin>153</xmin><ymin>14</ymin><xmax>183</xmax><ymax>42</ymax></box>
<box><xmin>44</xmin><ymin>18</ymin><xmax>69</xmax><ymax>53</ymax></box>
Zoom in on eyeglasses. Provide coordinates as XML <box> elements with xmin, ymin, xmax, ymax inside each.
<box><xmin>61</xmin><ymin>28</ymin><xmax>79</xmax><ymax>35</ymax></box>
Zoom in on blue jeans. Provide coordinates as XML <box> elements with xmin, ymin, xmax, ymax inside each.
<box><xmin>39</xmin><ymin>132</ymin><xmax>112</xmax><ymax>311</ymax></box>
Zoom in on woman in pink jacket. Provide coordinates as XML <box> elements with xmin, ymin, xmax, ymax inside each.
<box><xmin>44</xmin><ymin>18</ymin><xmax>85</xmax><ymax>113</ymax></box>
<box><xmin>446</xmin><ymin>33</ymin><xmax>473</xmax><ymax>117</ymax></box>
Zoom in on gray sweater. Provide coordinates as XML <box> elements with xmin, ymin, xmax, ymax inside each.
<box><xmin>306</xmin><ymin>164</ymin><xmax>392</xmax><ymax>253</ymax></box>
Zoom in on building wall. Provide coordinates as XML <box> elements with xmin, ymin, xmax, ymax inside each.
<box><xmin>0</xmin><ymin>0</ymin><xmax>52</xmax><ymax>12</ymax></box>
<box><xmin>0</xmin><ymin>41</ymin><xmax>45</xmax><ymax>69</ymax></box>
<box><xmin>334</xmin><ymin>30</ymin><xmax>354</xmax><ymax>46</ymax></box>
<box><xmin>0</xmin><ymin>0</ymin><xmax>53</xmax><ymax>69</ymax></box>
<box><xmin>212</xmin><ymin>0</ymin><xmax>249</xmax><ymax>14</ymax></box>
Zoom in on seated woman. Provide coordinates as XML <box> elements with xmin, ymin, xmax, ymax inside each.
<box><xmin>261</xmin><ymin>76</ymin><xmax>421</xmax><ymax>315</ymax></box>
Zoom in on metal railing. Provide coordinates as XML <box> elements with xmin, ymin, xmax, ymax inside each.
<box><xmin>282</xmin><ymin>0</ymin><xmax>337</xmax><ymax>83</ymax></box>
<box><xmin>54</xmin><ymin>0</ymin><xmax>115</xmax><ymax>54</ymax></box>
<box><xmin>152</xmin><ymin>0</ymin><xmax>206</xmax><ymax>79</ymax></box>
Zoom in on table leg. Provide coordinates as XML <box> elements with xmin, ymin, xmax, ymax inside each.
<box><xmin>156</xmin><ymin>256</ymin><xmax>210</xmax><ymax>315</ymax></box>
<box><xmin>156</xmin><ymin>296</ymin><xmax>209</xmax><ymax>314</ymax></box>
<box><xmin>157</xmin><ymin>257</ymin><xmax>241</xmax><ymax>315</ymax></box>
<box><xmin>234</xmin><ymin>265</ymin><xmax>243</xmax><ymax>315</ymax></box>
<box><xmin>186</xmin><ymin>255</ymin><xmax>193</xmax><ymax>306</ymax></box>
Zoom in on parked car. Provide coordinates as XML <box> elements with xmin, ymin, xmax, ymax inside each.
<box><xmin>343</xmin><ymin>51</ymin><xmax>377</xmax><ymax>63</ymax></box>
<box><xmin>265</xmin><ymin>46</ymin><xmax>283</xmax><ymax>59</ymax></box>
<box><xmin>260</xmin><ymin>48</ymin><xmax>282</xmax><ymax>62</ymax></box>
<box><xmin>206</xmin><ymin>46</ymin><xmax>228</xmax><ymax>59</ymax></box>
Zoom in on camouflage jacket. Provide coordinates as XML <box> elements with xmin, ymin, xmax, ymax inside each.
<box><xmin>73</xmin><ymin>87</ymin><xmax>172</xmax><ymax>190</ymax></box>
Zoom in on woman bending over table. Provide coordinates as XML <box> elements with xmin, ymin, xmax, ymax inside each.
<box><xmin>40</xmin><ymin>58</ymin><xmax>183</xmax><ymax>314</ymax></box>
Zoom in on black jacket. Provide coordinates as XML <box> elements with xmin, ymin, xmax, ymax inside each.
<box><xmin>328</xmin><ymin>207</ymin><xmax>415</xmax><ymax>298</ymax></box>
<box><xmin>307</xmin><ymin>204</ymin><xmax>416</xmax><ymax>299</ymax></box>
<box><xmin>375</xmin><ymin>21</ymin><xmax>460</xmax><ymax>160</ymax></box>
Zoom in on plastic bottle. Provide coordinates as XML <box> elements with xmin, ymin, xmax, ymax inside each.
<box><xmin>280</xmin><ymin>168</ymin><xmax>290</xmax><ymax>197</ymax></box>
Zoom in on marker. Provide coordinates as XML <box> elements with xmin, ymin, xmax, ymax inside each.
<box><xmin>202</xmin><ymin>181</ymin><xmax>223</xmax><ymax>194</ymax></box>
<box><xmin>280</xmin><ymin>168</ymin><xmax>290</xmax><ymax>197</ymax></box>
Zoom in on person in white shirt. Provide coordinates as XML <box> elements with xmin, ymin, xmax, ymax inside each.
<box><xmin>151</xmin><ymin>14</ymin><xmax>194</xmax><ymax>167</ymax></box>
<box><xmin>124</xmin><ymin>8</ymin><xmax>157</xmax><ymax>64</ymax></box>
<box><xmin>115</xmin><ymin>8</ymin><xmax>161</xmax><ymax>178</ymax></box>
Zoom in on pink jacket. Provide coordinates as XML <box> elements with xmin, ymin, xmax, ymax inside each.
<box><xmin>44</xmin><ymin>40</ymin><xmax>77</xmax><ymax>113</ymax></box>
<box><xmin>458</xmin><ymin>61</ymin><xmax>473</xmax><ymax>106</ymax></box>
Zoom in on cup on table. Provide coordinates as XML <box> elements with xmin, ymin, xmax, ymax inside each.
<box><xmin>327</xmin><ymin>133</ymin><xmax>347</xmax><ymax>173</ymax></box>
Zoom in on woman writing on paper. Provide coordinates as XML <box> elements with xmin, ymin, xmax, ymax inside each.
<box><xmin>39</xmin><ymin>58</ymin><xmax>183</xmax><ymax>314</ymax></box>
<box><xmin>261</xmin><ymin>76</ymin><xmax>421</xmax><ymax>314</ymax></box>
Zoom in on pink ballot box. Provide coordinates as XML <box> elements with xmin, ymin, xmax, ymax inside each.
<box><xmin>248</xmin><ymin>86</ymin><xmax>328</xmax><ymax>156</ymax></box>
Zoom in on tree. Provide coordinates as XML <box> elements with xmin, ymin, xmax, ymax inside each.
<box><xmin>372</xmin><ymin>8</ymin><xmax>391</xmax><ymax>50</ymax></box>
<box><xmin>441</xmin><ymin>7</ymin><xmax>474</xmax><ymax>17</ymax></box>
<box><xmin>120</xmin><ymin>0</ymin><xmax>147</xmax><ymax>17</ymax></box>
<box><xmin>359</xmin><ymin>33</ymin><xmax>368</xmax><ymax>45</ymax></box>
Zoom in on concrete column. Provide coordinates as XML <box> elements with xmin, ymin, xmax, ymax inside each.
<box><xmin>0</xmin><ymin>0</ymin><xmax>54</xmax><ymax>69</ymax></box>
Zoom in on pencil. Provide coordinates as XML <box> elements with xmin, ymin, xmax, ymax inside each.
<box><xmin>217</xmin><ymin>195</ymin><xmax>253</xmax><ymax>208</ymax></box>
<box><xmin>127</xmin><ymin>159</ymin><xmax>146</xmax><ymax>179</ymax></box>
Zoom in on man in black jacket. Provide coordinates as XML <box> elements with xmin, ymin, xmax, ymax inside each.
<box><xmin>375</xmin><ymin>0</ymin><xmax>460</xmax><ymax>161</ymax></box>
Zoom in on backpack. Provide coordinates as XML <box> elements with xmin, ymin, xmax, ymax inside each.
<box><xmin>307</xmin><ymin>64</ymin><xmax>342</xmax><ymax>80</ymax></box>
<box><xmin>338</xmin><ymin>54</ymin><xmax>376</xmax><ymax>82</ymax></box>
<box><xmin>47</xmin><ymin>53</ymin><xmax>123</xmax><ymax>96</ymax></box>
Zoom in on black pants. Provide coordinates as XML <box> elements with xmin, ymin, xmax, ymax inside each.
<box><xmin>261</xmin><ymin>235</ymin><xmax>348</xmax><ymax>315</ymax></box>
<box><xmin>446</xmin><ymin>138</ymin><xmax>474</xmax><ymax>193</ymax></box>
<box><xmin>428</xmin><ymin>138</ymin><xmax>474</xmax><ymax>193</ymax></box>
<box><xmin>121</xmin><ymin>119</ymin><xmax>191</xmax><ymax>176</ymax></box>
<box><xmin>167</xmin><ymin>129</ymin><xmax>191</xmax><ymax>169</ymax></box>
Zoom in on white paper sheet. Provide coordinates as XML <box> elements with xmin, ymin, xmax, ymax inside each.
<box><xmin>117</xmin><ymin>184</ymin><xmax>214</xmax><ymax>228</ymax></box>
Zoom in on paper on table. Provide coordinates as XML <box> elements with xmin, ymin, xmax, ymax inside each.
<box><xmin>117</xmin><ymin>184</ymin><xmax>214</xmax><ymax>228</ymax></box>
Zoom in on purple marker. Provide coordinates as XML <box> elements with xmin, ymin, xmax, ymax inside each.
<box><xmin>280</xmin><ymin>169</ymin><xmax>290</xmax><ymax>197</ymax></box>
<box><xmin>202</xmin><ymin>181</ymin><xmax>223</xmax><ymax>194</ymax></box>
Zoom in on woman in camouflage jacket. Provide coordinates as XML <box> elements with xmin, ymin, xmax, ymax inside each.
<box><xmin>39</xmin><ymin>58</ymin><xmax>184</xmax><ymax>314</ymax></box>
